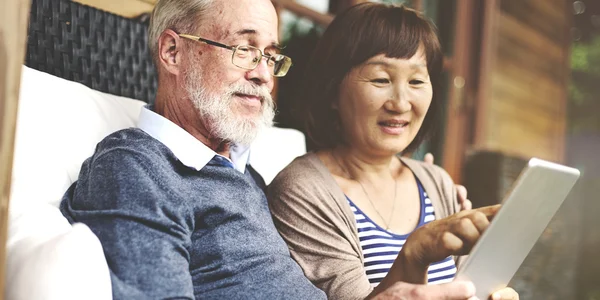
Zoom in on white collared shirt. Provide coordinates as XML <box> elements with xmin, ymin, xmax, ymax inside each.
<box><xmin>137</xmin><ymin>106</ymin><xmax>250</xmax><ymax>173</ymax></box>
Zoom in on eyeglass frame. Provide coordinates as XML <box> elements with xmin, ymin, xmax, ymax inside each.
<box><xmin>177</xmin><ymin>33</ymin><xmax>292</xmax><ymax>77</ymax></box>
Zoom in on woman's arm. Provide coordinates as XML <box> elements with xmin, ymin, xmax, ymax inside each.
<box><xmin>370</xmin><ymin>205</ymin><xmax>501</xmax><ymax>298</ymax></box>
<box><xmin>267</xmin><ymin>164</ymin><xmax>373</xmax><ymax>300</ymax></box>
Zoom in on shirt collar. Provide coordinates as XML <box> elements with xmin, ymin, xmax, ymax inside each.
<box><xmin>137</xmin><ymin>105</ymin><xmax>250</xmax><ymax>173</ymax></box>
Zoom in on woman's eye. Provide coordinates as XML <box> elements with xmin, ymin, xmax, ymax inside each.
<box><xmin>371</xmin><ymin>78</ymin><xmax>390</xmax><ymax>84</ymax></box>
<box><xmin>410</xmin><ymin>79</ymin><xmax>425</xmax><ymax>85</ymax></box>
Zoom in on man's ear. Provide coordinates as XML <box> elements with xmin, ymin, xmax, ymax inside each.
<box><xmin>158</xmin><ymin>29</ymin><xmax>184</xmax><ymax>76</ymax></box>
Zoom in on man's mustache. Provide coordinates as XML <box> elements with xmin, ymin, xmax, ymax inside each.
<box><xmin>228</xmin><ymin>84</ymin><xmax>273</xmax><ymax>104</ymax></box>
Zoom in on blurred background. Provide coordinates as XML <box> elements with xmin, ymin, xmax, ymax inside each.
<box><xmin>71</xmin><ymin>0</ymin><xmax>600</xmax><ymax>298</ymax></box>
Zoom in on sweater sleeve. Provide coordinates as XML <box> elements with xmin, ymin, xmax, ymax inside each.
<box><xmin>60</xmin><ymin>148</ymin><xmax>194</xmax><ymax>300</ymax></box>
<box><xmin>267</xmin><ymin>159</ymin><xmax>373</xmax><ymax>300</ymax></box>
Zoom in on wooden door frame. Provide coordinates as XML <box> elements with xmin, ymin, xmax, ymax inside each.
<box><xmin>473</xmin><ymin>0</ymin><xmax>500</xmax><ymax>150</ymax></box>
<box><xmin>440</xmin><ymin>0</ymin><xmax>490</xmax><ymax>183</ymax></box>
<box><xmin>0</xmin><ymin>0</ymin><xmax>31</xmax><ymax>297</ymax></box>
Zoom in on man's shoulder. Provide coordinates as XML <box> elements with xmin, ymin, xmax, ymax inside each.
<box><xmin>72</xmin><ymin>128</ymin><xmax>179</xmax><ymax>204</ymax></box>
<box><xmin>89</xmin><ymin>128</ymin><xmax>174</xmax><ymax>173</ymax></box>
<box><xmin>96</xmin><ymin>128</ymin><xmax>153</xmax><ymax>150</ymax></box>
<box><xmin>95</xmin><ymin>128</ymin><xmax>168</xmax><ymax>159</ymax></box>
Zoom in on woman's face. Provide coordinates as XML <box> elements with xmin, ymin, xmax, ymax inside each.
<box><xmin>337</xmin><ymin>47</ymin><xmax>433</xmax><ymax>156</ymax></box>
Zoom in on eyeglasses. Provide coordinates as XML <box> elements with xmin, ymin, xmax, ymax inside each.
<box><xmin>178</xmin><ymin>33</ymin><xmax>292</xmax><ymax>77</ymax></box>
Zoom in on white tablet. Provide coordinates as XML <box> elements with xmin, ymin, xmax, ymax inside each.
<box><xmin>454</xmin><ymin>158</ymin><xmax>580</xmax><ymax>299</ymax></box>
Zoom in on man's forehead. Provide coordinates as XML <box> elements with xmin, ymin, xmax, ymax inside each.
<box><xmin>205</xmin><ymin>0</ymin><xmax>278</xmax><ymax>42</ymax></box>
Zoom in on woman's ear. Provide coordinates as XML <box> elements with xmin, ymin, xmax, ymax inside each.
<box><xmin>331</xmin><ymin>101</ymin><xmax>339</xmax><ymax>110</ymax></box>
<box><xmin>327</xmin><ymin>79</ymin><xmax>342</xmax><ymax>111</ymax></box>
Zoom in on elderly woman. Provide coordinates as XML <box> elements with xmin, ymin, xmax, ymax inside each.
<box><xmin>267</xmin><ymin>3</ymin><xmax>517</xmax><ymax>300</ymax></box>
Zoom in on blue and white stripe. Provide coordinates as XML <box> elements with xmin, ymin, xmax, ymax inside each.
<box><xmin>348</xmin><ymin>182</ymin><xmax>457</xmax><ymax>287</ymax></box>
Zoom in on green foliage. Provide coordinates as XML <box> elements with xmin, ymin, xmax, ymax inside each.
<box><xmin>571</xmin><ymin>37</ymin><xmax>600</xmax><ymax>73</ymax></box>
<box><xmin>568</xmin><ymin>37</ymin><xmax>600</xmax><ymax>134</ymax></box>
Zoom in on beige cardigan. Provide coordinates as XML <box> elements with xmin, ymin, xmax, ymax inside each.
<box><xmin>267</xmin><ymin>153</ymin><xmax>461</xmax><ymax>300</ymax></box>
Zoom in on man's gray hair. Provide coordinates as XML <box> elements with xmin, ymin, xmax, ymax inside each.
<box><xmin>148</xmin><ymin>0</ymin><xmax>215</xmax><ymax>64</ymax></box>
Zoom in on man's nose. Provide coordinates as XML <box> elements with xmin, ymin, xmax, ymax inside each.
<box><xmin>246</xmin><ymin>57</ymin><xmax>272</xmax><ymax>87</ymax></box>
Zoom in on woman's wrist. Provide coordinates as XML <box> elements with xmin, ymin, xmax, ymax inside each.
<box><xmin>395</xmin><ymin>247</ymin><xmax>429</xmax><ymax>284</ymax></box>
<box><xmin>369</xmin><ymin>247</ymin><xmax>429</xmax><ymax>298</ymax></box>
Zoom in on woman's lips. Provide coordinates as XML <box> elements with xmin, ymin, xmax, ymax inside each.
<box><xmin>378</xmin><ymin>120</ymin><xmax>409</xmax><ymax>135</ymax></box>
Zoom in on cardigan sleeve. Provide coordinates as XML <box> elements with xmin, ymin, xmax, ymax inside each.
<box><xmin>401</xmin><ymin>157</ymin><xmax>461</xmax><ymax>218</ymax></box>
<box><xmin>267</xmin><ymin>157</ymin><xmax>373</xmax><ymax>300</ymax></box>
<box><xmin>431</xmin><ymin>163</ymin><xmax>461</xmax><ymax>217</ymax></box>
<box><xmin>400</xmin><ymin>158</ymin><xmax>464</xmax><ymax>265</ymax></box>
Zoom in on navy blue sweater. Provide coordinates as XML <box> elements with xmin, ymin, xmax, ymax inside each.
<box><xmin>60</xmin><ymin>128</ymin><xmax>325</xmax><ymax>300</ymax></box>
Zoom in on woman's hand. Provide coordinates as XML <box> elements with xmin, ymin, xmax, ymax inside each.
<box><xmin>456</xmin><ymin>184</ymin><xmax>472</xmax><ymax>211</ymax></box>
<box><xmin>370</xmin><ymin>280</ymin><xmax>476</xmax><ymax>300</ymax></box>
<box><xmin>490</xmin><ymin>287</ymin><xmax>519</xmax><ymax>300</ymax></box>
<box><xmin>396</xmin><ymin>205</ymin><xmax>500</xmax><ymax>283</ymax></box>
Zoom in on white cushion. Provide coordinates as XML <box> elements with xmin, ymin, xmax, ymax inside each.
<box><xmin>252</xmin><ymin>126</ymin><xmax>306</xmax><ymax>184</ymax></box>
<box><xmin>7</xmin><ymin>66</ymin><xmax>145</xmax><ymax>300</ymax></box>
<box><xmin>6</xmin><ymin>205</ymin><xmax>111</xmax><ymax>300</ymax></box>
<box><xmin>10</xmin><ymin>67</ymin><xmax>145</xmax><ymax>218</ymax></box>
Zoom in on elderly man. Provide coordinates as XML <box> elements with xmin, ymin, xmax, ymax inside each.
<box><xmin>60</xmin><ymin>0</ymin><xmax>476</xmax><ymax>299</ymax></box>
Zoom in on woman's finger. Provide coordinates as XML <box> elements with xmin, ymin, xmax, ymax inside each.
<box><xmin>462</xmin><ymin>198</ymin><xmax>473</xmax><ymax>211</ymax></box>
<box><xmin>424</xmin><ymin>153</ymin><xmax>434</xmax><ymax>164</ymax></box>
<box><xmin>456</xmin><ymin>185</ymin><xmax>468</xmax><ymax>205</ymax></box>
<box><xmin>452</xmin><ymin>218</ymin><xmax>480</xmax><ymax>251</ymax></box>
<box><xmin>490</xmin><ymin>287</ymin><xmax>519</xmax><ymax>300</ymax></box>
<box><xmin>465</xmin><ymin>211</ymin><xmax>490</xmax><ymax>233</ymax></box>
<box><xmin>440</xmin><ymin>231</ymin><xmax>465</xmax><ymax>255</ymax></box>
<box><xmin>472</xmin><ymin>204</ymin><xmax>501</xmax><ymax>220</ymax></box>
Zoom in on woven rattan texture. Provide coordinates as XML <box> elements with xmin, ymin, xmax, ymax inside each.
<box><xmin>25</xmin><ymin>0</ymin><xmax>157</xmax><ymax>103</ymax></box>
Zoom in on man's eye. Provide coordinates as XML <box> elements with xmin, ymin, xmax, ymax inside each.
<box><xmin>372</xmin><ymin>78</ymin><xmax>390</xmax><ymax>84</ymax></box>
<box><xmin>410</xmin><ymin>80</ymin><xmax>425</xmax><ymax>85</ymax></box>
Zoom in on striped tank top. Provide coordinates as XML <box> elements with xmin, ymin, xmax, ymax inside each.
<box><xmin>347</xmin><ymin>178</ymin><xmax>457</xmax><ymax>286</ymax></box>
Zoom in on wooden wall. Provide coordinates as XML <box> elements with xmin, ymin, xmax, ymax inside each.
<box><xmin>475</xmin><ymin>0</ymin><xmax>570</xmax><ymax>163</ymax></box>
<box><xmin>73</xmin><ymin>0</ymin><xmax>155</xmax><ymax>17</ymax></box>
<box><xmin>0</xmin><ymin>0</ymin><xmax>32</xmax><ymax>297</ymax></box>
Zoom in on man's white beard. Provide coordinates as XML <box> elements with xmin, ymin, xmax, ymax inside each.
<box><xmin>183</xmin><ymin>66</ymin><xmax>275</xmax><ymax>146</ymax></box>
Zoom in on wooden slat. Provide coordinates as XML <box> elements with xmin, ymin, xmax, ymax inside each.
<box><xmin>485</xmin><ymin>97</ymin><xmax>565</xmax><ymax>161</ymax></box>
<box><xmin>492</xmin><ymin>62</ymin><xmax>564</xmax><ymax>113</ymax></box>
<box><xmin>495</xmin><ymin>38</ymin><xmax>564</xmax><ymax>83</ymax></box>
<box><xmin>485</xmin><ymin>74</ymin><xmax>566</xmax><ymax>162</ymax></box>
<box><xmin>476</xmin><ymin>0</ymin><xmax>569</xmax><ymax>163</ymax></box>
<box><xmin>482</xmin><ymin>114</ymin><xmax>563</xmax><ymax>164</ymax></box>
<box><xmin>0</xmin><ymin>0</ymin><xmax>32</xmax><ymax>297</ymax></box>
<box><xmin>530</xmin><ymin>0</ymin><xmax>565</xmax><ymax>21</ymax></box>
<box><xmin>73</xmin><ymin>0</ymin><xmax>154</xmax><ymax>17</ymax></box>
<box><xmin>500</xmin><ymin>0</ymin><xmax>567</xmax><ymax>45</ymax></box>
<box><xmin>497</xmin><ymin>13</ymin><xmax>564</xmax><ymax>63</ymax></box>
<box><xmin>488</xmin><ymin>92</ymin><xmax>561</xmax><ymax>136</ymax></box>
